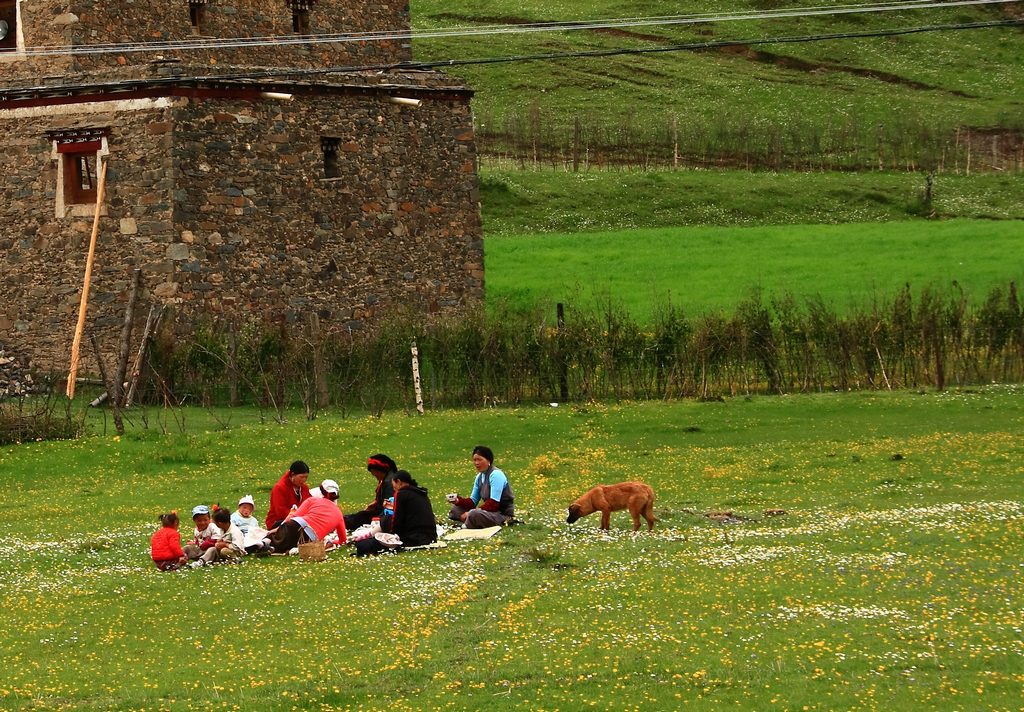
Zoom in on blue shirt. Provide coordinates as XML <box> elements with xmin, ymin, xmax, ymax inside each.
<box><xmin>231</xmin><ymin>512</ymin><xmax>259</xmax><ymax>536</ymax></box>
<box><xmin>471</xmin><ymin>466</ymin><xmax>508</xmax><ymax>504</ymax></box>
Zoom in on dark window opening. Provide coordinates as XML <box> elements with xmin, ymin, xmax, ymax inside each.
<box><xmin>322</xmin><ymin>137</ymin><xmax>341</xmax><ymax>178</ymax></box>
<box><xmin>189</xmin><ymin>2</ymin><xmax>206</xmax><ymax>31</ymax></box>
<box><xmin>64</xmin><ymin>152</ymin><xmax>98</xmax><ymax>205</ymax></box>
<box><xmin>0</xmin><ymin>0</ymin><xmax>17</xmax><ymax>52</ymax></box>
<box><xmin>292</xmin><ymin>8</ymin><xmax>310</xmax><ymax>34</ymax></box>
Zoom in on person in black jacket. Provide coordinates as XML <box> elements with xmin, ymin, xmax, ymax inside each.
<box><xmin>344</xmin><ymin>453</ymin><xmax>398</xmax><ymax>531</ymax></box>
<box><xmin>353</xmin><ymin>470</ymin><xmax>438</xmax><ymax>557</ymax></box>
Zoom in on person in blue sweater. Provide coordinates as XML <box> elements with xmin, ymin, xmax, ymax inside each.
<box><xmin>447</xmin><ymin>445</ymin><xmax>515</xmax><ymax>528</ymax></box>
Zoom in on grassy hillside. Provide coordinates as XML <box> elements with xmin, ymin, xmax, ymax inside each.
<box><xmin>413</xmin><ymin>1</ymin><xmax>1024</xmax><ymax>167</ymax></box>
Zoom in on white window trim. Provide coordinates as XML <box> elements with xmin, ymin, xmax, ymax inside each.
<box><xmin>0</xmin><ymin>0</ymin><xmax>27</xmax><ymax>60</ymax></box>
<box><xmin>51</xmin><ymin>136</ymin><xmax>110</xmax><ymax>219</ymax></box>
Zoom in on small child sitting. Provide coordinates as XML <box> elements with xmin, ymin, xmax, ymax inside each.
<box><xmin>151</xmin><ymin>511</ymin><xmax>187</xmax><ymax>571</ymax></box>
<box><xmin>183</xmin><ymin>505</ymin><xmax>219</xmax><ymax>561</ymax></box>
<box><xmin>231</xmin><ymin>495</ymin><xmax>259</xmax><ymax>536</ymax></box>
<box><xmin>191</xmin><ymin>507</ymin><xmax>245</xmax><ymax>567</ymax></box>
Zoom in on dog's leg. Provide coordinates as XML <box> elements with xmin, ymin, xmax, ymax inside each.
<box><xmin>644</xmin><ymin>499</ymin><xmax>655</xmax><ymax>530</ymax></box>
<box><xmin>600</xmin><ymin>509</ymin><xmax>611</xmax><ymax>530</ymax></box>
<box><xmin>629</xmin><ymin>505</ymin><xmax>641</xmax><ymax>531</ymax></box>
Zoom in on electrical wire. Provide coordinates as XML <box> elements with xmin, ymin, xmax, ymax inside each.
<box><xmin>14</xmin><ymin>0</ymin><xmax>1021</xmax><ymax>57</ymax></box>
<box><xmin>5</xmin><ymin>19</ymin><xmax>1019</xmax><ymax>96</ymax></box>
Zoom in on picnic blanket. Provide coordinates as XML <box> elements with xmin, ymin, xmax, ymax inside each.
<box><xmin>443</xmin><ymin>525</ymin><xmax>502</xmax><ymax>541</ymax></box>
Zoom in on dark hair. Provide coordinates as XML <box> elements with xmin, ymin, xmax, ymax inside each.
<box><xmin>213</xmin><ymin>508</ymin><xmax>231</xmax><ymax>524</ymax></box>
<box><xmin>367</xmin><ymin>453</ymin><xmax>397</xmax><ymax>473</ymax></box>
<box><xmin>289</xmin><ymin>460</ymin><xmax>310</xmax><ymax>475</ymax></box>
<box><xmin>472</xmin><ymin>445</ymin><xmax>494</xmax><ymax>464</ymax></box>
<box><xmin>159</xmin><ymin>512</ymin><xmax>179</xmax><ymax>528</ymax></box>
<box><xmin>393</xmin><ymin>470</ymin><xmax>418</xmax><ymax>488</ymax></box>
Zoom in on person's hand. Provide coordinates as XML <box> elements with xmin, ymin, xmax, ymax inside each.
<box><xmin>459</xmin><ymin>512</ymin><xmax>469</xmax><ymax>523</ymax></box>
<box><xmin>178</xmin><ymin>555</ymin><xmax>187</xmax><ymax>564</ymax></box>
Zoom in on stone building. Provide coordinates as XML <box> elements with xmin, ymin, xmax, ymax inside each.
<box><xmin>0</xmin><ymin>0</ymin><xmax>483</xmax><ymax>373</ymax></box>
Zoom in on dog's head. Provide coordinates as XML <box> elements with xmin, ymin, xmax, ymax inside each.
<box><xmin>566</xmin><ymin>504</ymin><xmax>583</xmax><ymax>524</ymax></box>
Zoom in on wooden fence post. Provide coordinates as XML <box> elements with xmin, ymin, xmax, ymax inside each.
<box><xmin>557</xmin><ymin>303</ymin><xmax>569</xmax><ymax>402</ymax></box>
<box><xmin>411</xmin><ymin>341</ymin><xmax>425</xmax><ymax>415</ymax></box>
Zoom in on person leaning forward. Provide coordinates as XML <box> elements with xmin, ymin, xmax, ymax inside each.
<box><xmin>262</xmin><ymin>482</ymin><xmax>347</xmax><ymax>553</ymax></box>
<box><xmin>447</xmin><ymin>445</ymin><xmax>515</xmax><ymax>529</ymax></box>
<box><xmin>343</xmin><ymin>454</ymin><xmax>398</xmax><ymax>531</ymax></box>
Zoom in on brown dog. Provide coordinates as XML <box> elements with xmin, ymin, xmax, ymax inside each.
<box><xmin>566</xmin><ymin>481</ymin><xmax>655</xmax><ymax>531</ymax></box>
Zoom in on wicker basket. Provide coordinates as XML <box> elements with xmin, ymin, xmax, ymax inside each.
<box><xmin>297</xmin><ymin>532</ymin><xmax>326</xmax><ymax>562</ymax></box>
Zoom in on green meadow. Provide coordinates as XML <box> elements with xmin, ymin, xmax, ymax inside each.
<box><xmin>485</xmin><ymin>217</ymin><xmax>1024</xmax><ymax>319</ymax></box>
<box><xmin>2</xmin><ymin>388</ymin><xmax>1023</xmax><ymax>710</ymax></box>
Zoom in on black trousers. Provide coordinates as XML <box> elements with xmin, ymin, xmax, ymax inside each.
<box><xmin>268</xmin><ymin>521</ymin><xmax>303</xmax><ymax>552</ymax></box>
<box><xmin>343</xmin><ymin>511</ymin><xmax>374</xmax><ymax>531</ymax></box>
<box><xmin>352</xmin><ymin>538</ymin><xmax>388</xmax><ymax>557</ymax></box>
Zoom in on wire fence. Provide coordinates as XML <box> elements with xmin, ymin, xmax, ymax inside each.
<box><xmin>476</xmin><ymin>111</ymin><xmax>1024</xmax><ymax>173</ymax></box>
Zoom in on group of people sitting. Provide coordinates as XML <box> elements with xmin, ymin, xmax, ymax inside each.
<box><xmin>150</xmin><ymin>445</ymin><xmax>515</xmax><ymax>570</ymax></box>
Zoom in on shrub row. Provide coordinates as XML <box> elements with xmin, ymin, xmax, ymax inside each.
<box><xmin>132</xmin><ymin>282</ymin><xmax>1024</xmax><ymax>414</ymax></box>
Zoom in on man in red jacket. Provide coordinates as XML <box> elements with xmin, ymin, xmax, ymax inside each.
<box><xmin>265</xmin><ymin>460</ymin><xmax>312</xmax><ymax>529</ymax></box>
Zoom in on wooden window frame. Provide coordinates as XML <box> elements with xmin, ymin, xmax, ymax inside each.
<box><xmin>47</xmin><ymin>129</ymin><xmax>110</xmax><ymax>218</ymax></box>
<box><xmin>62</xmin><ymin>149</ymin><xmax>99</xmax><ymax>205</ymax></box>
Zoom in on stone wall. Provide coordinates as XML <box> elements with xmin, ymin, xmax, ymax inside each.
<box><xmin>168</xmin><ymin>78</ymin><xmax>482</xmax><ymax>329</ymax></box>
<box><xmin>1</xmin><ymin>0</ymin><xmax>411</xmax><ymax>79</ymax></box>
<box><xmin>0</xmin><ymin>73</ymin><xmax>482</xmax><ymax>374</ymax></box>
<box><xmin>0</xmin><ymin>102</ymin><xmax>175</xmax><ymax>374</ymax></box>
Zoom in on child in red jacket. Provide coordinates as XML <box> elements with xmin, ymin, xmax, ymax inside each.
<box><xmin>151</xmin><ymin>512</ymin><xmax>187</xmax><ymax>571</ymax></box>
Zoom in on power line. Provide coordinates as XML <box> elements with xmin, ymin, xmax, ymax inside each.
<box><xmin>6</xmin><ymin>19</ymin><xmax>1018</xmax><ymax>96</ymax></box>
<box><xmin>16</xmin><ymin>0</ymin><xmax>1021</xmax><ymax>57</ymax></box>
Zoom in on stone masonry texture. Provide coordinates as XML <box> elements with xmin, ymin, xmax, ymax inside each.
<box><xmin>0</xmin><ymin>1</ymin><xmax>483</xmax><ymax>374</ymax></box>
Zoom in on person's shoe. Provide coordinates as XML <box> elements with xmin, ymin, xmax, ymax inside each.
<box><xmin>189</xmin><ymin>560</ymin><xmax>205</xmax><ymax>569</ymax></box>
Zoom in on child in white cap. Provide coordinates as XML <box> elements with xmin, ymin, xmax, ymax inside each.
<box><xmin>231</xmin><ymin>495</ymin><xmax>259</xmax><ymax>536</ymax></box>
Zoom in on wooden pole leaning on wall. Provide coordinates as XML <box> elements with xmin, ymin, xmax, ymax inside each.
<box><xmin>66</xmin><ymin>158</ymin><xmax>110</xmax><ymax>400</ymax></box>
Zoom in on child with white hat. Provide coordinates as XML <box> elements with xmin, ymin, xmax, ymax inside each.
<box><xmin>231</xmin><ymin>495</ymin><xmax>259</xmax><ymax>536</ymax></box>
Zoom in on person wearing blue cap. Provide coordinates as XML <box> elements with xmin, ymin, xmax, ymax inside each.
<box><xmin>182</xmin><ymin>504</ymin><xmax>218</xmax><ymax>561</ymax></box>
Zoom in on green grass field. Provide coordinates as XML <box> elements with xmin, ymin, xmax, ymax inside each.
<box><xmin>2</xmin><ymin>388</ymin><xmax>1023</xmax><ymax>709</ymax></box>
<box><xmin>485</xmin><ymin>217</ymin><xmax>1024</xmax><ymax>318</ymax></box>
<box><xmin>479</xmin><ymin>170</ymin><xmax>1024</xmax><ymax>236</ymax></box>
